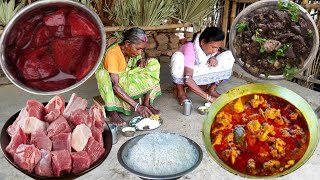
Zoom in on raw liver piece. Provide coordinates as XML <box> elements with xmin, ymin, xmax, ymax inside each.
<box><xmin>71</xmin><ymin>124</ymin><xmax>92</xmax><ymax>152</ymax></box>
<box><xmin>6</xmin><ymin>128</ymin><xmax>28</xmax><ymax>157</ymax></box>
<box><xmin>51</xmin><ymin>37</ymin><xmax>85</xmax><ymax>73</ymax></box>
<box><xmin>43</xmin><ymin>9</ymin><xmax>66</xmax><ymax>26</ymax></box>
<box><xmin>67</xmin><ymin>10</ymin><xmax>99</xmax><ymax>37</ymax></box>
<box><xmin>34</xmin><ymin>149</ymin><xmax>53</xmax><ymax>177</ymax></box>
<box><xmin>16</xmin><ymin>46</ymin><xmax>59</xmax><ymax>81</ymax></box>
<box><xmin>74</xmin><ymin>40</ymin><xmax>100</xmax><ymax>80</ymax></box>
<box><xmin>47</xmin><ymin>116</ymin><xmax>71</xmax><ymax>138</ymax></box>
<box><xmin>30</xmin><ymin>130</ymin><xmax>52</xmax><ymax>151</ymax></box>
<box><xmin>27</xmin><ymin>79</ymin><xmax>76</xmax><ymax>92</ymax></box>
<box><xmin>84</xmin><ymin>137</ymin><xmax>105</xmax><ymax>165</ymax></box>
<box><xmin>51</xmin><ymin>133</ymin><xmax>71</xmax><ymax>152</ymax></box>
<box><xmin>51</xmin><ymin>150</ymin><xmax>72</xmax><ymax>176</ymax></box>
<box><xmin>71</xmin><ymin>151</ymin><xmax>91</xmax><ymax>173</ymax></box>
<box><xmin>30</xmin><ymin>25</ymin><xmax>54</xmax><ymax>47</ymax></box>
<box><xmin>13</xmin><ymin>144</ymin><xmax>41</xmax><ymax>173</ymax></box>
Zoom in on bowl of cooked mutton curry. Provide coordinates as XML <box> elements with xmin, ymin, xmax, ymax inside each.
<box><xmin>202</xmin><ymin>83</ymin><xmax>319</xmax><ymax>178</ymax></box>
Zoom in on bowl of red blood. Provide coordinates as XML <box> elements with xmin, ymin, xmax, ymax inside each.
<box><xmin>0</xmin><ymin>0</ymin><xmax>106</xmax><ymax>95</ymax></box>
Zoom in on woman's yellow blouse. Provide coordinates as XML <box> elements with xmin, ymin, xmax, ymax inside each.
<box><xmin>103</xmin><ymin>44</ymin><xmax>127</xmax><ymax>74</ymax></box>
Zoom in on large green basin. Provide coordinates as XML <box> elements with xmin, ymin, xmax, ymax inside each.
<box><xmin>202</xmin><ymin>83</ymin><xmax>319</xmax><ymax>178</ymax></box>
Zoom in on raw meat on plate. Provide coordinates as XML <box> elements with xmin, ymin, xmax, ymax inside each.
<box><xmin>69</xmin><ymin>109</ymin><xmax>90</xmax><ymax>128</ymax></box>
<box><xmin>7</xmin><ymin>100</ymin><xmax>45</xmax><ymax>137</ymax></box>
<box><xmin>30</xmin><ymin>130</ymin><xmax>52</xmax><ymax>151</ymax></box>
<box><xmin>44</xmin><ymin>95</ymin><xmax>65</xmax><ymax>123</ymax></box>
<box><xmin>63</xmin><ymin>93</ymin><xmax>88</xmax><ymax>119</ymax></box>
<box><xmin>13</xmin><ymin>144</ymin><xmax>41</xmax><ymax>173</ymax></box>
<box><xmin>84</xmin><ymin>137</ymin><xmax>105</xmax><ymax>165</ymax></box>
<box><xmin>51</xmin><ymin>133</ymin><xmax>71</xmax><ymax>152</ymax></box>
<box><xmin>6</xmin><ymin>128</ymin><xmax>28</xmax><ymax>157</ymax></box>
<box><xmin>71</xmin><ymin>151</ymin><xmax>91</xmax><ymax>173</ymax></box>
<box><xmin>34</xmin><ymin>149</ymin><xmax>53</xmax><ymax>177</ymax></box>
<box><xmin>71</xmin><ymin>124</ymin><xmax>92</xmax><ymax>152</ymax></box>
<box><xmin>22</xmin><ymin>117</ymin><xmax>47</xmax><ymax>134</ymax></box>
<box><xmin>47</xmin><ymin>116</ymin><xmax>71</xmax><ymax>138</ymax></box>
<box><xmin>51</xmin><ymin>150</ymin><xmax>72</xmax><ymax>176</ymax></box>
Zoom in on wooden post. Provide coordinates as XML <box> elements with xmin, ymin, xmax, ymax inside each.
<box><xmin>222</xmin><ymin>0</ymin><xmax>230</xmax><ymax>46</ymax></box>
<box><xmin>230</xmin><ymin>1</ymin><xmax>238</xmax><ymax>28</ymax></box>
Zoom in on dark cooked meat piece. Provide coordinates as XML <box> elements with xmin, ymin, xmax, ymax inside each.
<box><xmin>274</xmin><ymin>10</ymin><xmax>290</xmax><ymax>22</ymax></box>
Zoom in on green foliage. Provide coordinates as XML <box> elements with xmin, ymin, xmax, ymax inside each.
<box><xmin>267</xmin><ymin>44</ymin><xmax>290</xmax><ymax>64</ymax></box>
<box><xmin>283</xmin><ymin>63</ymin><xmax>299</xmax><ymax>80</ymax></box>
<box><xmin>0</xmin><ymin>0</ymin><xmax>26</xmax><ymax>26</ymax></box>
<box><xmin>255</xmin><ymin>31</ymin><xmax>267</xmax><ymax>53</ymax></box>
<box><xmin>307</xmin><ymin>29</ymin><xmax>313</xmax><ymax>37</ymax></box>
<box><xmin>236</xmin><ymin>22</ymin><xmax>248</xmax><ymax>32</ymax></box>
<box><xmin>278</xmin><ymin>0</ymin><xmax>300</xmax><ymax>22</ymax></box>
<box><xmin>175</xmin><ymin>0</ymin><xmax>218</xmax><ymax>26</ymax></box>
<box><xmin>104</xmin><ymin>0</ymin><xmax>175</xmax><ymax>26</ymax></box>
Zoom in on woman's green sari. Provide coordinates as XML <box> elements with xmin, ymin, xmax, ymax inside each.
<box><xmin>95</xmin><ymin>43</ymin><xmax>161</xmax><ymax>115</ymax></box>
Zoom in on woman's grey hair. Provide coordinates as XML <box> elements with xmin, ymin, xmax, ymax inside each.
<box><xmin>122</xmin><ymin>27</ymin><xmax>147</xmax><ymax>44</ymax></box>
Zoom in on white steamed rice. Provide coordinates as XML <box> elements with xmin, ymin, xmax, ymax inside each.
<box><xmin>125</xmin><ymin>132</ymin><xmax>198</xmax><ymax>176</ymax></box>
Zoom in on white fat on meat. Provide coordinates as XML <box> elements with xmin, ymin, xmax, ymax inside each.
<box><xmin>63</xmin><ymin>93</ymin><xmax>88</xmax><ymax>119</ymax></box>
<box><xmin>72</xmin><ymin>124</ymin><xmax>92</xmax><ymax>152</ymax></box>
<box><xmin>22</xmin><ymin>117</ymin><xmax>47</xmax><ymax>134</ymax></box>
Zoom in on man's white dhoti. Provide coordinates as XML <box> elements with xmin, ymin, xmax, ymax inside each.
<box><xmin>171</xmin><ymin>50</ymin><xmax>235</xmax><ymax>85</ymax></box>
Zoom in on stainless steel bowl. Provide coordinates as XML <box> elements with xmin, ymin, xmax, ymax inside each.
<box><xmin>118</xmin><ymin>133</ymin><xmax>203</xmax><ymax>180</ymax></box>
<box><xmin>0</xmin><ymin>0</ymin><xmax>106</xmax><ymax>95</ymax></box>
<box><xmin>229</xmin><ymin>0</ymin><xmax>319</xmax><ymax>79</ymax></box>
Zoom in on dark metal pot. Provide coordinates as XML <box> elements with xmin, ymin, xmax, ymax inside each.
<box><xmin>202</xmin><ymin>83</ymin><xmax>319</xmax><ymax>178</ymax></box>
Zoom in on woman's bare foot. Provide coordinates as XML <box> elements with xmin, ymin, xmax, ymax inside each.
<box><xmin>209</xmin><ymin>90</ymin><xmax>221</xmax><ymax>98</ymax></box>
<box><xmin>177</xmin><ymin>95</ymin><xmax>187</xmax><ymax>106</ymax></box>
<box><xmin>107</xmin><ymin>111</ymin><xmax>126</xmax><ymax>126</ymax></box>
<box><xmin>146</xmin><ymin>105</ymin><xmax>160</xmax><ymax>115</ymax></box>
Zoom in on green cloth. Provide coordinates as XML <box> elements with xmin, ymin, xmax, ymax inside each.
<box><xmin>95</xmin><ymin>43</ymin><xmax>161</xmax><ymax>115</ymax></box>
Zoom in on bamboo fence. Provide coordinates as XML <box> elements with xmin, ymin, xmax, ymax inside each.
<box><xmin>219</xmin><ymin>0</ymin><xmax>320</xmax><ymax>90</ymax></box>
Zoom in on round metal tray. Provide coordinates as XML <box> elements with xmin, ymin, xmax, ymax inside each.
<box><xmin>117</xmin><ymin>133</ymin><xmax>203</xmax><ymax>180</ymax></box>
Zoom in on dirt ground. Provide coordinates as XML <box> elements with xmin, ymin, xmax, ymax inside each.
<box><xmin>0</xmin><ymin>58</ymin><xmax>319</xmax><ymax>180</ymax></box>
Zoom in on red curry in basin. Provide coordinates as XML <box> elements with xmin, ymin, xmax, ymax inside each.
<box><xmin>210</xmin><ymin>94</ymin><xmax>309</xmax><ymax>176</ymax></box>
<box><xmin>6</xmin><ymin>7</ymin><xmax>101</xmax><ymax>91</ymax></box>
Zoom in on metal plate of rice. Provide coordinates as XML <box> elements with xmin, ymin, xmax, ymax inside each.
<box><xmin>117</xmin><ymin>132</ymin><xmax>203</xmax><ymax>179</ymax></box>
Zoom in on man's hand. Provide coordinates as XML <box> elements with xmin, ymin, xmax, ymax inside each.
<box><xmin>208</xmin><ymin>57</ymin><xmax>218</xmax><ymax>67</ymax></box>
<box><xmin>137</xmin><ymin>58</ymin><xmax>148</xmax><ymax>68</ymax></box>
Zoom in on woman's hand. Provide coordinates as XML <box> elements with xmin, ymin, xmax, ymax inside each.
<box><xmin>208</xmin><ymin>57</ymin><xmax>218</xmax><ymax>67</ymax></box>
<box><xmin>136</xmin><ymin>105</ymin><xmax>153</xmax><ymax>118</ymax></box>
<box><xmin>137</xmin><ymin>58</ymin><xmax>148</xmax><ymax>68</ymax></box>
